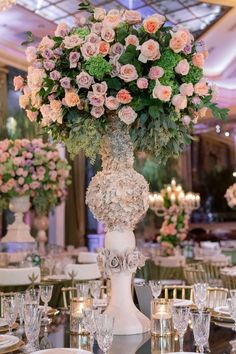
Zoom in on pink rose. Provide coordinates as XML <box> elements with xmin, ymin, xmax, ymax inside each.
<box><xmin>175</xmin><ymin>59</ymin><xmax>190</xmax><ymax>75</ymax></box>
<box><xmin>101</xmin><ymin>27</ymin><xmax>115</xmax><ymax>43</ymax></box>
<box><xmin>94</xmin><ymin>7</ymin><xmax>106</xmax><ymax>21</ymax></box>
<box><xmin>91</xmin><ymin>106</ymin><xmax>105</xmax><ymax>118</ymax></box>
<box><xmin>18</xmin><ymin>177</ymin><xmax>25</xmax><ymax>185</ymax></box>
<box><xmin>69</xmin><ymin>52</ymin><xmax>80</xmax><ymax>69</ymax></box>
<box><xmin>13</xmin><ymin>76</ymin><xmax>24</xmax><ymax>91</ymax></box>
<box><xmin>192</xmin><ymin>96</ymin><xmax>201</xmax><ymax>105</ymax></box>
<box><xmin>64</xmin><ymin>91</ymin><xmax>80</xmax><ymax>107</ymax></box>
<box><xmin>26</xmin><ymin>110</ymin><xmax>38</xmax><ymax>122</ymax></box>
<box><xmin>38</xmin><ymin>36</ymin><xmax>55</xmax><ymax>52</ymax></box>
<box><xmin>42</xmin><ymin>48</ymin><xmax>53</xmax><ymax>59</ymax></box>
<box><xmin>149</xmin><ymin>66</ymin><xmax>164</xmax><ymax>80</ymax></box>
<box><xmin>194</xmin><ymin>81</ymin><xmax>209</xmax><ymax>96</ymax></box>
<box><xmin>49</xmin><ymin>171</ymin><xmax>57</xmax><ymax>181</ymax></box>
<box><xmin>92</xmin><ymin>82</ymin><xmax>107</xmax><ymax>95</ymax></box>
<box><xmin>183</xmin><ymin>115</ymin><xmax>191</xmax><ymax>126</ymax></box>
<box><xmin>87</xmin><ymin>33</ymin><xmax>101</xmax><ymax>45</ymax></box>
<box><xmin>63</xmin><ymin>35</ymin><xmax>82</xmax><ymax>49</ymax></box>
<box><xmin>55</xmin><ymin>23</ymin><xmax>69</xmax><ymax>37</ymax></box>
<box><xmin>110</xmin><ymin>54</ymin><xmax>121</xmax><ymax>77</ymax></box>
<box><xmin>116</xmin><ymin>89</ymin><xmax>132</xmax><ymax>104</ymax></box>
<box><xmin>76</xmin><ymin>71</ymin><xmax>93</xmax><ymax>89</ymax></box>
<box><xmin>60</xmin><ymin>77</ymin><xmax>71</xmax><ymax>89</ymax></box>
<box><xmin>137</xmin><ymin>78</ymin><xmax>148</xmax><ymax>89</ymax></box>
<box><xmin>43</xmin><ymin>60</ymin><xmax>55</xmax><ymax>71</ymax></box>
<box><xmin>153</xmin><ymin>84</ymin><xmax>172</xmax><ymax>101</ymax></box>
<box><xmin>179</xmin><ymin>83</ymin><xmax>194</xmax><ymax>96</ymax></box>
<box><xmin>81</xmin><ymin>42</ymin><xmax>99</xmax><ymax>60</ymax></box>
<box><xmin>88</xmin><ymin>92</ymin><xmax>105</xmax><ymax>107</ymax></box>
<box><xmin>176</xmin><ymin>28</ymin><xmax>193</xmax><ymax>45</ymax></box>
<box><xmin>103</xmin><ymin>9</ymin><xmax>121</xmax><ymax>28</ymax></box>
<box><xmin>30</xmin><ymin>181</ymin><xmax>40</xmax><ymax>189</ymax></box>
<box><xmin>139</xmin><ymin>39</ymin><xmax>160</xmax><ymax>63</ymax></box>
<box><xmin>143</xmin><ymin>14</ymin><xmax>165</xmax><ymax>34</ymax></box>
<box><xmin>25</xmin><ymin>46</ymin><xmax>37</xmax><ymax>62</ymax></box>
<box><xmin>125</xmin><ymin>35</ymin><xmax>139</xmax><ymax>47</ymax></box>
<box><xmin>192</xmin><ymin>52</ymin><xmax>205</xmax><ymax>69</ymax></box>
<box><xmin>27</xmin><ymin>66</ymin><xmax>46</xmax><ymax>90</ymax></box>
<box><xmin>123</xmin><ymin>10</ymin><xmax>142</xmax><ymax>24</ymax></box>
<box><xmin>110</xmin><ymin>43</ymin><xmax>124</xmax><ymax>56</ymax></box>
<box><xmin>31</xmin><ymin>90</ymin><xmax>42</xmax><ymax>108</ymax></box>
<box><xmin>118</xmin><ymin>106</ymin><xmax>137</xmax><ymax>125</ymax></box>
<box><xmin>172</xmin><ymin>94</ymin><xmax>187</xmax><ymax>110</ymax></box>
<box><xmin>91</xmin><ymin>22</ymin><xmax>103</xmax><ymax>35</ymax></box>
<box><xmin>105</xmin><ymin>96</ymin><xmax>119</xmax><ymax>110</ymax></box>
<box><xmin>98</xmin><ymin>41</ymin><xmax>110</xmax><ymax>56</ymax></box>
<box><xmin>169</xmin><ymin>34</ymin><xmax>186</xmax><ymax>53</ymax></box>
<box><xmin>19</xmin><ymin>94</ymin><xmax>30</xmax><ymax>109</ymax></box>
<box><xmin>50</xmin><ymin>70</ymin><xmax>61</xmax><ymax>81</ymax></box>
<box><xmin>50</xmin><ymin>100</ymin><xmax>62</xmax><ymax>112</ymax></box>
<box><xmin>119</xmin><ymin>64</ymin><xmax>138</xmax><ymax>82</ymax></box>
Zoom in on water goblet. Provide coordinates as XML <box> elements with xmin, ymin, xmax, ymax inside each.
<box><xmin>3</xmin><ymin>294</ymin><xmax>18</xmax><ymax>334</ymax></box>
<box><xmin>230</xmin><ymin>290</ymin><xmax>236</xmax><ymax>299</ymax></box>
<box><xmin>228</xmin><ymin>298</ymin><xmax>236</xmax><ymax>331</ymax></box>
<box><xmin>95</xmin><ymin>314</ymin><xmax>115</xmax><ymax>354</ymax></box>
<box><xmin>90</xmin><ymin>280</ymin><xmax>102</xmax><ymax>305</ymax></box>
<box><xmin>172</xmin><ymin>305</ymin><xmax>190</xmax><ymax>352</ymax></box>
<box><xmin>193</xmin><ymin>283</ymin><xmax>208</xmax><ymax>312</ymax></box>
<box><xmin>39</xmin><ymin>284</ymin><xmax>53</xmax><ymax>324</ymax></box>
<box><xmin>82</xmin><ymin>308</ymin><xmax>101</xmax><ymax>348</ymax></box>
<box><xmin>149</xmin><ymin>280</ymin><xmax>162</xmax><ymax>299</ymax></box>
<box><xmin>190</xmin><ymin>310</ymin><xmax>211</xmax><ymax>354</ymax></box>
<box><xmin>25</xmin><ymin>288</ymin><xmax>41</xmax><ymax>306</ymax></box>
<box><xmin>24</xmin><ymin>304</ymin><xmax>43</xmax><ymax>352</ymax></box>
<box><xmin>77</xmin><ymin>283</ymin><xmax>90</xmax><ymax>298</ymax></box>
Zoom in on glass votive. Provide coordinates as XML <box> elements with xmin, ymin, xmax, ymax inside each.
<box><xmin>151</xmin><ymin>299</ymin><xmax>173</xmax><ymax>337</ymax></box>
<box><xmin>70</xmin><ymin>334</ymin><xmax>91</xmax><ymax>351</ymax></box>
<box><xmin>70</xmin><ymin>297</ymin><xmax>92</xmax><ymax>334</ymax></box>
<box><xmin>151</xmin><ymin>335</ymin><xmax>175</xmax><ymax>353</ymax></box>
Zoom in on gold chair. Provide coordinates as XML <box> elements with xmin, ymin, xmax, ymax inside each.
<box><xmin>61</xmin><ymin>286</ymin><xmax>77</xmax><ymax>310</ymax></box>
<box><xmin>220</xmin><ymin>273</ymin><xmax>236</xmax><ymax>290</ymax></box>
<box><xmin>183</xmin><ymin>266</ymin><xmax>208</xmax><ymax>285</ymax></box>
<box><xmin>163</xmin><ymin>285</ymin><xmax>193</xmax><ymax>301</ymax></box>
<box><xmin>206</xmin><ymin>287</ymin><xmax>228</xmax><ymax>309</ymax></box>
<box><xmin>202</xmin><ymin>261</ymin><xmax>227</xmax><ymax>287</ymax></box>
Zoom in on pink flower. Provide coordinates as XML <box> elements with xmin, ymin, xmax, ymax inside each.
<box><xmin>42</xmin><ymin>48</ymin><xmax>54</xmax><ymax>59</ymax></box>
<box><xmin>81</xmin><ymin>42</ymin><xmax>99</xmax><ymax>60</ymax></box>
<box><xmin>139</xmin><ymin>39</ymin><xmax>160</xmax><ymax>63</ymax></box>
<box><xmin>98</xmin><ymin>41</ymin><xmax>110</xmax><ymax>56</ymax></box>
<box><xmin>87</xmin><ymin>33</ymin><xmax>101</xmax><ymax>45</ymax></box>
<box><xmin>183</xmin><ymin>115</ymin><xmax>191</xmax><ymax>126</ymax></box>
<box><xmin>91</xmin><ymin>22</ymin><xmax>103</xmax><ymax>35</ymax></box>
<box><xmin>149</xmin><ymin>66</ymin><xmax>164</xmax><ymax>80</ymax></box>
<box><xmin>137</xmin><ymin>78</ymin><xmax>148</xmax><ymax>89</ymax></box>
<box><xmin>64</xmin><ymin>91</ymin><xmax>80</xmax><ymax>107</ymax></box>
<box><xmin>43</xmin><ymin>60</ymin><xmax>55</xmax><ymax>71</ymax></box>
<box><xmin>26</xmin><ymin>110</ymin><xmax>38</xmax><ymax>122</ymax></box>
<box><xmin>110</xmin><ymin>43</ymin><xmax>124</xmax><ymax>56</ymax></box>
<box><xmin>18</xmin><ymin>177</ymin><xmax>25</xmax><ymax>185</ymax></box>
<box><xmin>119</xmin><ymin>64</ymin><xmax>138</xmax><ymax>82</ymax></box>
<box><xmin>13</xmin><ymin>76</ymin><xmax>24</xmax><ymax>91</ymax></box>
<box><xmin>0</xmin><ymin>152</ymin><xmax>9</xmax><ymax>163</ymax></box>
<box><xmin>109</xmin><ymin>54</ymin><xmax>122</xmax><ymax>77</ymax></box>
<box><xmin>50</xmin><ymin>100</ymin><xmax>62</xmax><ymax>112</ymax></box>
<box><xmin>88</xmin><ymin>92</ymin><xmax>105</xmax><ymax>107</ymax></box>
<box><xmin>30</xmin><ymin>181</ymin><xmax>40</xmax><ymax>189</ymax></box>
<box><xmin>194</xmin><ymin>81</ymin><xmax>209</xmax><ymax>96</ymax></box>
<box><xmin>25</xmin><ymin>46</ymin><xmax>37</xmax><ymax>62</ymax></box>
<box><xmin>60</xmin><ymin>77</ymin><xmax>71</xmax><ymax>89</ymax></box>
<box><xmin>124</xmin><ymin>10</ymin><xmax>142</xmax><ymax>24</ymax></box>
<box><xmin>27</xmin><ymin>66</ymin><xmax>46</xmax><ymax>90</ymax></box>
<box><xmin>91</xmin><ymin>106</ymin><xmax>105</xmax><ymax>118</ymax></box>
<box><xmin>118</xmin><ymin>106</ymin><xmax>137</xmax><ymax>125</ymax></box>
<box><xmin>0</xmin><ymin>140</ymin><xmax>10</xmax><ymax>152</ymax></box>
<box><xmin>50</xmin><ymin>70</ymin><xmax>61</xmax><ymax>81</ymax></box>
<box><xmin>19</xmin><ymin>94</ymin><xmax>30</xmax><ymax>109</ymax></box>
<box><xmin>63</xmin><ymin>35</ymin><xmax>82</xmax><ymax>49</ymax></box>
<box><xmin>116</xmin><ymin>89</ymin><xmax>132</xmax><ymax>104</ymax></box>
<box><xmin>31</xmin><ymin>90</ymin><xmax>42</xmax><ymax>108</ymax></box>
<box><xmin>38</xmin><ymin>36</ymin><xmax>55</xmax><ymax>52</ymax></box>
<box><xmin>172</xmin><ymin>94</ymin><xmax>187</xmax><ymax>110</ymax></box>
<box><xmin>94</xmin><ymin>7</ymin><xmax>106</xmax><ymax>21</ymax></box>
<box><xmin>192</xmin><ymin>96</ymin><xmax>201</xmax><ymax>105</ymax></box>
<box><xmin>76</xmin><ymin>71</ymin><xmax>93</xmax><ymax>89</ymax></box>
<box><xmin>125</xmin><ymin>35</ymin><xmax>139</xmax><ymax>48</ymax></box>
<box><xmin>103</xmin><ymin>9</ymin><xmax>121</xmax><ymax>28</ymax></box>
<box><xmin>143</xmin><ymin>14</ymin><xmax>165</xmax><ymax>33</ymax></box>
<box><xmin>55</xmin><ymin>23</ymin><xmax>69</xmax><ymax>37</ymax></box>
<box><xmin>101</xmin><ymin>27</ymin><xmax>115</xmax><ymax>42</ymax></box>
<box><xmin>175</xmin><ymin>59</ymin><xmax>189</xmax><ymax>75</ymax></box>
<box><xmin>92</xmin><ymin>82</ymin><xmax>107</xmax><ymax>95</ymax></box>
<box><xmin>153</xmin><ymin>84</ymin><xmax>172</xmax><ymax>101</ymax></box>
<box><xmin>49</xmin><ymin>171</ymin><xmax>57</xmax><ymax>181</ymax></box>
<box><xmin>169</xmin><ymin>34</ymin><xmax>186</xmax><ymax>53</ymax></box>
<box><xmin>105</xmin><ymin>96</ymin><xmax>119</xmax><ymax>110</ymax></box>
<box><xmin>192</xmin><ymin>52</ymin><xmax>205</xmax><ymax>68</ymax></box>
<box><xmin>179</xmin><ymin>83</ymin><xmax>194</xmax><ymax>96</ymax></box>
<box><xmin>69</xmin><ymin>52</ymin><xmax>80</xmax><ymax>69</ymax></box>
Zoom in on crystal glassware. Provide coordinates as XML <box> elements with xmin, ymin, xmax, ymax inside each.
<box><xmin>172</xmin><ymin>305</ymin><xmax>190</xmax><ymax>351</ymax></box>
<box><xmin>149</xmin><ymin>280</ymin><xmax>162</xmax><ymax>299</ymax></box>
<box><xmin>77</xmin><ymin>283</ymin><xmax>90</xmax><ymax>298</ymax></box>
<box><xmin>90</xmin><ymin>280</ymin><xmax>102</xmax><ymax>301</ymax></box>
<box><xmin>3</xmin><ymin>294</ymin><xmax>18</xmax><ymax>334</ymax></box>
<box><xmin>24</xmin><ymin>304</ymin><xmax>43</xmax><ymax>352</ymax></box>
<box><xmin>190</xmin><ymin>310</ymin><xmax>211</xmax><ymax>354</ymax></box>
<box><xmin>25</xmin><ymin>288</ymin><xmax>41</xmax><ymax>306</ymax></box>
<box><xmin>95</xmin><ymin>314</ymin><xmax>115</xmax><ymax>354</ymax></box>
<box><xmin>228</xmin><ymin>298</ymin><xmax>236</xmax><ymax>331</ymax></box>
<box><xmin>17</xmin><ymin>292</ymin><xmax>25</xmax><ymax>329</ymax></box>
<box><xmin>39</xmin><ymin>285</ymin><xmax>53</xmax><ymax>324</ymax></box>
<box><xmin>193</xmin><ymin>283</ymin><xmax>208</xmax><ymax>312</ymax></box>
<box><xmin>230</xmin><ymin>290</ymin><xmax>236</xmax><ymax>300</ymax></box>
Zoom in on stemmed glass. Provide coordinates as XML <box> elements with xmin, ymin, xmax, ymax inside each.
<box><xmin>172</xmin><ymin>305</ymin><xmax>190</xmax><ymax>352</ymax></box>
<box><xmin>25</xmin><ymin>288</ymin><xmax>41</xmax><ymax>306</ymax></box>
<box><xmin>17</xmin><ymin>292</ymin><xmax>25</xmax><ymax>334</ymax></box>
<box><xmin>191</xmin><ymin>311</ymin><xmax>211</xmax><ymax>354</ymax></box>
<box><xmin>149</xmin><ymin>280</ymin><xmax>162</xmax><ymax>299</ymax></box>
<box><xmin>39</xmin><ymin>285</ymin><xmax>53</xmax><ymax>324</ymax></box>
<box><xmin>3</xmin><ymin>294</ymin><xmax>18</xmax><ymax>334</ymax></box>
<box><xmin>193</xmin><ymin>283</ymin><xmax>208</xmax><ymax>312</ymax></box>
<box><xmin>77</xmin><ymin>283</ymin><xmax>90</xmax><ymax>298</ymax></box>
<box><xmin>228</xmin><ymin>298</ymin><xmax>236</xmax><ymax>331</ymax></box>
<box><xmin>82</xmin><ymin>308</ymin><xmax>101</xmax><ymax>348</ymax></box>
<box><xmin>90</xmin><ymin>280</ymin><xmax>102</xmax><ymax>306</ymax></box>
<box><xmin>24</xmin><ymin>304</ymin><xmax>43</xmax><ymax>352</ymax></box>
<box><xmin>230</xmin><ymin>290</ymin><xmax>236</xmax><ymax>300</ymax></box>
<box><xmin>95</xmin><ymin>314</ymin><xmax>115</xmax><ymax>354</ymax></box>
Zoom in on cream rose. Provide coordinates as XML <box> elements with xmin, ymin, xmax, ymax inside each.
<box><xmin>19</xmin><ymin>94</ymin><xmax>30</xmax><ymax>109</ymax></box>
<box><xmin>88</xmin><ymin>92</ymin><xmax>105</xmax><ymax>107</ymax></box>
<box><xmin>103</xmin><ymin>9</ymin><xmax>121</xmax><ymax>28</ymax></box>
<box><xmin>192</xmin><ymin>52</ymin><xmax>205</xmax><ymax>69</ymax></box>
<box><xmin>55</xmin><ymin>23</ymin><xmax>69</xmax><ymax>37</ymax></box>
<box><xmin>81</xmin><ymin>42</ymin><xmax>99</xmax><ymax>60</ymax></box>
<box><xmin>143</xmin><ymin>14</ymin><xmax>165</xmax><ymax>34</ymax></box>
<box><xmin>27</xmin><ymin>67</ymin><xmax>46</xmax><ymax>90</ymax></box>
<box><xmin>31</xmin><ymin>90</ymin><xmax>42</xmax><ymax>108</ymax></box>
<box><xmin>76</xmin><ymin>71</ymin><xmax>93</xmax><ymax>89</ymax></box>
<box><xmin>26</xmin><ymin>110</ymin><xmax>38</xmax><ymax>122</ymax></box>
<box><xmin>153</xmin><ymin>84</ymin><xmax>172</xmax><ymax>101</ymax></box>
<box><xmin>13</xmin><ymin>76</ymin><xmax>24</xmax><ymax>91</ymax></box>
<box><xmin>91</xmin><ymin>106</ymin><xmax>104</xmax><ymax>118</ymax></box>
<box><xmin>124</xmin><ymin>10</ymin><xmax>142</xmax><ymax>24</ymax></box>
<box><xmin>101</xmin><ymin>27</ymin><xmax>115</xmax><ymax>43</ymax></box>
<box><xmin>194</xmin><ymin>81</ymin><xmax>209</xmax><ymax>96</ymax></box>
<box><xmin>118</xmin><ymin>106</ymin><xmax>137</xmax><ymax>125</ymax></box>
<box><xmin>125</xmin><ymin>35</ymin><xmax>139</xmax><ymax>47</ymax></box>
<box><xmin>180</xmin><ymin>83</ymin><xmax>194</xmax><ymax>97</ymax></box>
<box><xmin>105</xmin><ymin>96</ymin><xmax>119</xmax><ymax>110</ymax></box>
<box><xmin>64</xmin><ymin>91</ymin><xmax>80</xmax><ymax>107</ymax></box>
<box><xmin>38</xmin><ymin>36</ymin><xmax>55</xmax><ymax>52</ymax></box>
<box><xmin>139</xmin><ymin>39</ymin><xmax>160</xmax><ymax>63</ymax></box>
<box><xmin>25</xmin><ymin>46</ymin><xmax>37</xmax><ymax>63</ymax></box>
<box><xmin>172</xmin><ymin>94</ymin><xmax>187</xmax><ymax>110</ymax></box>
<box><xmin>119</xmin><ymin>64</ymin><xmax>138</xmax><ymax>82</ymax></box>
<box><xmin>63</xmin><ymin>35</ymin><xmax>82</xmax><ymax>49</ymax></box>
<box><xmin>94</xmin><ymin>7</ymin><xmax>106</xmax><ymax>21</ymax></box>
<box><xmin>92</xmin><ymin>82</ymin><xmax>108</xmax><ymax>95</ymax></box>
<box><xmin>175</xmin><ymin>59</ymin><xmax>190</xmax><ymax>75</ymax></box>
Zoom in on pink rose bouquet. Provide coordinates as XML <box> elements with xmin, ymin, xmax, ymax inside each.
<box><xmin>15</xmin><ymin>2</ymin><xmax>227</xmax><ymax>163</ymax></box>
<box><xmin>0</xmin><ymin>139</ymin><xmax>71</xmax><ymax>215</ymax></box>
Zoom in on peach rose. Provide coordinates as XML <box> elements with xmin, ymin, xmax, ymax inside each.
<box><xmin>153</xmin><ymin>84</ymin><xmax>172</xmax><ymax>101</ymax></box>
<box><xmin>81</xmin><ymin>42</ymin><xmax>99</xmax><ymax>60</ymax></box>
<box><xmin>119</xmin><ymin>64</ymin><xmax>138</xmax><ymax>82</ymax></box>
<box><xmin>179</xmin><ymin>83</ymin><xmax>194</xmax><ymax>96</ymax></box>
<box><xmin>76</xmin><ymin>71</ymin><xmax>93</xmax><ymax>89</ymax></box>
<box><xmin>105</xmin><ymin>96</ymin><xmax>119</xmax><ymax>110</ymax></box>
<box><xmin>169</xmin><ymin>34</ymin><xmax>186</xmax><ymax>53</ymax></box>
<box><xmin>199</xmin><ymin>106</ymin><xmax>208</xmax><ymax>117</ymax></box>
<box><xmin>116</xmin><ymin>89</ymin><xmax>132</xmax><ymax>104</ymax></box>
<box><xmin>137</xmin><ymin>78</ymin><xmax>148</xmax><ymax>89</ymax></box>
<box><xmin>118</xmin><ymin>106</ymin><xmax>137</xmax><ymax>125</ymax></box>
<box><xmin>103</xmin><ymin>9</ymin><xmax>121</xmax><ymax>28</ymax></box>
<box><xmin>50</xmin><ymin>99</ymin><xmax>62</xmax><ymax>111</ymax></box>
<box><xmin>101</xmin><ymin>27</ymin><xmax>115</xmax><ymax>42</ymax></box>
<box><xmin>38</xmin><ymin>36</ymin><xmax>55</xmax><ymax>52</ymax></box>
<box><xmin>183</xmin><ymin>115</ymin><xmax>191</xmax><ymax>126</ymax></box>
<box><xmin>26</xmin><ymin>110</ymin><xmax>38</xmax><ymax>122</ymax></box>
<box><xmin>176</xmin><ymin>28</ymin><xmax>193</xmax><ymax>45</ymax></box>
<box><xmin>27</xmin><ymin>67</ymin><xmax>46</xmax><ymax>90</ymax></box>
<box><xmin>19</xmin><ymin>94</ymin><xmax>30</xmax><ymax>109</ymax></box>
<box><xmin>25</xmin><ymin>46</ymin><xmax>37</xmax><ymax>63</ymax></box>
<box><xmin>125</xmin><ymin>35</ymin><xmax>139</xmax><ymax>47</ymax></box>
<box><xmin>55</xmin><ymin>23</ymin><xmax>69</xmax><ymax>37</ymax></box>
<box><xmin>63</xmin><ymin>35</ymin><xmax>82</xmax><ymax>49</ymax></box>
<box><xmin>172</xmin><ymin>94</ymin><xmax>187</xmax><ymax>110</ymax></box>
<box><xmin>192</xmin><ymin>52</ymin><xmax>205</xmax><ymax>69</ymax></box>
<box><xmin>92</xmin><ymin>82</ymin><xmax>107</xmax><ymax>95</ymax></box>
<box><xmin>94</xmin><ymin>7</ymin><xmax>106</xmax><ymax>21</ymax></box>
<box><xmin>149</xmin><ymin>66</ymin><xmax>164</xmax><ymax>80</ymax></box>
<box><xmin>64</xmin><ymin>91</ymin><xmax>80</xmax><ymax>107</ymax></box>
<box><xmin>91</xmin><ymin>106</ymin><xmax>104</xmax><ymax>118</ymax></box>
<box><xmin>91</xmin><ymin>22</ymin><xmax>103</xmax><ymax>35</ymax></box>
<box><xmin>88</xmin><ymin>92</ymin><xmax>105</xmax><ymax>107</ymax></box>
<box><xmin>143</xmin><ymin>14</ymin><xmax>165</xmax><ymax>34</ymax></box>
<box><xmin>124</xmin><ymin>10</ymin><xmax>142</xmax><ymax>24</ymax></box>
<box><xmin>194</xmin><ymin>81</ymin><xmax>209</xmax><ymax>96</ymax></box>
<box><xmin>99</xmin><ymin>41</ymin><xmax>110</xmax><ymax>56</ymax></box>
<box><xmin>139</xmin><ymin>39</ymin><xmax>160</xmax><ymax>63</ymax></box>
<box><xmin>13</xmin><ymin>76</ymin><xmax>24</xmax><ymax>91</ymax></box>
<box><xmin>175</xmin><ymin>59</ymin><xmax>190</xmax><ymax>75</ymax></box>
<box><xmin>31</xmin><ymin>90</ymin><xmax>42</xmax><ymax>108</ymax></box>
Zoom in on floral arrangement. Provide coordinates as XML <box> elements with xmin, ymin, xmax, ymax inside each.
<box><xmin>225</xmin><ymin>183</ymin><xmax>236</xmax><ymax>209</ymax></box>
<box><xmin>14</xmin><ymin>1</ymin><xmax>228</xmax><ymax>163</ymax></box>
<box><xmin>0</xmin><ymin>138</ymin><xmax>71</xmax><ymax>215</ymax></box>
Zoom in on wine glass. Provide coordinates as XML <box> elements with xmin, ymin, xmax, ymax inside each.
<box><xmin>230</xmin><ymin>290</ymin><xmax>236</xmax><ymax>300</ymax></box>
<box><xmin>228</xmin><ymin>298</ymin><xmax>236</xmax><ymax>331</ymax></box>
<box><xmin>17</xmin><ymin>292</ymin><xmax>25</xmax><ymax>333</ymax></box>
<box><xmin>82</xmin><ymin>308</ymin><xmax>101</xmax><ymax>348</ymax></box>
<box><xmin>77</xmin><ymin>283</ymin><xmax>90</xmax><ymax>298</ymax></box>
<box><xmin>149</xmin><ymin>280</ymin><xmax>162</xmax><ymax>299</ymax></box>
<box><xmin>25</xmin><ymin>288</ymin><xmax>41</xmax><ymax>306</ymax></box>
<box><xmin>39</xmin><ymin>285</ymin><xmax>53</xmax><ymax>324</ymax></box>
<box><xmin>90</xmin><ymin>280</ymin><xmax>102</xmax><ymax>305</ymax></box>
<box><xmin>191</xmin><ymin>310</ymin><xmax>211</xmax><ymax>354</ymax></box>
<box><xmin>172</xmin><ymin>305</ymin><xmax>190</xmax><ymax>352</ymax></box>
<box><xmin>193</xmin><ymin>283</ymin><xmax>208</xmax><ymax>312</ymax></box>
<box><xmin>24</xmin><ymin>304</ymin><xmax>43</xmax><ymax>352</ymax></box>
<box><xmin>3</xmin><ymin>294</ymin><xmax>18</xmax><ymax>334</ymax></box>
<box><xmin>95</xmin><ymin>314</ymin><xmax>115</xmax><ymax>354</ymax></box>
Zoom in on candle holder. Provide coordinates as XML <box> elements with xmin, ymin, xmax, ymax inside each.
<box><xmin>151</xmin><ymin>335</ymin><xmax>175</xmax><ymax>353</ymax></box>
<box><xmin>70</xmin><ymin>334</ymin><xmax>92</xmax><ymax>351</ymax></box>
<box><xmin>151</xmin><ymin>299</ymin><xmax>173</xmax><ymax>337</ymax></box>
<box><xmin>70</xmin><ymin>297</ymin><xmax>92</xmax><ymax>334</ymax></box>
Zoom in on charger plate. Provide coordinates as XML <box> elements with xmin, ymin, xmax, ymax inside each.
<box><xmin>0</xmin><ymin>340</ymin><xmax>24</xmax><ymax>354</ymax></box>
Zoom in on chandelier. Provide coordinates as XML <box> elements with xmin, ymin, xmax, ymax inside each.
<box><xmin>149</xmin><ymin>178</ymin><xmax>200</xmax><ymax>216</ymax></box>
<box><xmin>0</xmin><ymin>0</ymin><xmax>16</xmax><ymax>12</ymax></box>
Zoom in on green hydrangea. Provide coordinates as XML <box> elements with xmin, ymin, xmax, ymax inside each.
<box><xmin>155</xmin><ymin>49</ymin><xmax>182</xmax><ymax>70</ymax></box>
<box><xmin>74</xmin><ymin>28</ymin><xmax>90</xmax><ymax>39</ymax></box>
<box><xmin>85</xmin><ymin>55</ymin><xmax>112</xmax><ymax>81</ymax></box>
<box><xmin>182</xmin><ymin>65</ymin><xmax>203</xmax><ymax>84</ymax></box>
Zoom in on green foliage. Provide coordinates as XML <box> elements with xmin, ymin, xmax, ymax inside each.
<box><xmin>156</xmin><ymin>49</ymin><xmax>182</xmax><ymax>70</ymax></box>
<box><xmin>182</xmin><ymin>65</ymin><xmax>203</xmax><ymax>84</ymax></box>
<box><xmin>116</xmin><ymin>24</ymin><xmax>130</xmax><ymax>44</ymax></box>
<box><xmin>74</xmin><ymin>27</ymin><xmax>90</xmax><ymax>39</ymax></box>
<box><xmin>85</xmin><ymin>55</ymin><xmax>112</xmax><ymax>80</ymax></box>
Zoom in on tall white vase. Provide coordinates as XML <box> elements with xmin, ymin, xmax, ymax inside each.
<box><xmin>1</xmin><ymin>195</ymin><xmax>35</xmax><ymax>243</ymax></box>
<box><xmin>86</xmin><ymin>115</ymin><xmax>150</xmax><ymax>335</ymax></box>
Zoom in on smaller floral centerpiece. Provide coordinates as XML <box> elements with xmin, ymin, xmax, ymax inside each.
<box><xmin>225</xmin><ymin>183</ymin><xmax>236</xmax><ymax>209</ymax></box>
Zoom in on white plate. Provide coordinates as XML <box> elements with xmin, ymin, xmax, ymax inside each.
<box><xmin>213</xmin><ymin>321</ymin><xmax>234</xmax><ymax>329</ymax></box>
<box><xmin>31</xmin><ymin>349</ymin><xmax>92</xmax><ymax>354</ymax></box>
<box><xmin>214</xmin><ymin>306</ymin><xmax>230</xmax><ymax>315</ymax></box>
<box><xmin>173</xmin><ymin>299</ymin><xmax>192</xmax><ymax>307</ymax></box>
<box><xmin>0</xmin><ymin>335</ymin><xmax>19</xmax><ymax>349</ymax></box>
<box><xmin>0</xmin><ymin>319</ymin><xmax>8</xmax><ymax>327</ymax></box>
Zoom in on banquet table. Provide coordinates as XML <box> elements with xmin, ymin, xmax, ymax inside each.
<box><xmin>11</xmin><ymin>313</ymin><xmax>236</xmax><ymax>353</ymax></box>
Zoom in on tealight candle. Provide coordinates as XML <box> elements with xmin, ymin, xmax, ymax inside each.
<box><xmin>151</xmin><ymin>299</ymin><xmax>173</xmax><ymax>337</ymax></box>
<box><xmin>70</xmin><ymin>297</ymin><xmax>92</xmax><ymax>334</ymax></box>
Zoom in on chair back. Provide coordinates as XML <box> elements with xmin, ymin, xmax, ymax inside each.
<box><xmin>220</xmin><ymin>273</ymin><xmax>236</xmax><ymax>290</ymax></box>
<box><xmin>78</xmin><ymin>252</ymin><xmax>98</xmax><ymax>264</ymax></box>
<box><xmin>134</xmin><ymin>283</ymin><xmax>153</xmax><ymax>319</ymax></box>
<box><xmin>0</xmin><ymin>267</ymin><xmax>41</xmax><ymax>286</ymax></box>
<box><xmin>206</xmin><ymin>287</ymin><xmax>228</xmax><ymax>309</ymax></box>
<box><xmin>61</xmin><ymin>286</ymin><xmax>77</xmax><ymax>310</ymax></box>
<box><xmin>65</xmin><ymin>263</ymin><xmax>101</xmax><ymax>281</ymax></box>
<box><xmin>183</xmin><ymin>266</ymin><xmax>208</xmax><ymax>285</ymax></box>
<box><xmin>163</xmin><ymin>285</ymin><xmax>193</xmax><ymax>301</ymax></box>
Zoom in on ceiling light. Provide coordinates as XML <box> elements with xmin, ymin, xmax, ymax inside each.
<box><xmin>233</xmin><ymin>172</ymin><xmax>236</xmax><ymax>177</ymax></box>
<box><xmin>0</xmin><ymin>0</ymin><xmax>16</xmax><ymax>12</ymax></box>
<box><xmin>215</xmin><ymin>125</ymin><xmax>221</xmax><ymax>133</ymax></box>
<box><xmin>224</xmin><ymin>131</ymin><xmax>230</xmax><ymax>137</ymax></box>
